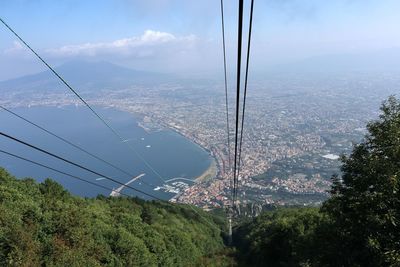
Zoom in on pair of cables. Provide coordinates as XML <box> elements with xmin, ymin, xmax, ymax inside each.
<box><xmin>220</xmin><ymin>0</ymin><xmax>254</xmax><ymax>207</ymax></box>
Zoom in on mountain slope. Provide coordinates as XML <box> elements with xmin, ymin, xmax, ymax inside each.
<box><xmin>268</xmin><ymin>48</ymin><xmax>400</xmax><ymax>74</ymax></box>
<box><xmin>0</xmin><ymin>61</ymin><xmax>170</xmax><ymax>92</ymax></box>
<box><xmin>0</xmin><ymin>168</ymin><xmax>225</xmax><ymax>266</ymax></box>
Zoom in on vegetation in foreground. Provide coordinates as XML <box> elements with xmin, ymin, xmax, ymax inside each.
<box><xmin>0</xmin><ymin>168</ymin><xmax>226</xmax><ymax>266</ymax></box>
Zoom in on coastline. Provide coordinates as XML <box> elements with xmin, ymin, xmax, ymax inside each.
<box><xmin>169</xmin><ymin>159</ymin><xmax>217</xmax><ymax>202</ymax></box>
<box><xmin>194</xmin><ymin>158</ymin><xmax>217</xmax><ymax>183</ymax></box>
<box><xmin>10</xmin><ymin>103</ymin><xmax>221</xmax><ymax>188</ymax></box>
<box><xmin>157</xmin><ymin>123</ymin><xmax>220</xmax><ymax>183</ymax></box>
<box><xmin>129</xmin><ymin>113</ymin><xmax>220</xmax><ymax>183</ymax></box>
<box><xmin>111</xmin><ymin>104</ymin><xmax>221</xmax><ymax>187</ymax></box>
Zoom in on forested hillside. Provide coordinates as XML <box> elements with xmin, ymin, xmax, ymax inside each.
<box><xmin>0</xmin><ymin>168</ymin><xmax>226</xmax><ymax>266</ymax></box>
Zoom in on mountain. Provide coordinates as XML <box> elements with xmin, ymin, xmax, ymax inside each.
<box><xmin>265</xmin><ymin>47</ymin><xmax>400</xmax><ymax>74</ymax></box>
<box><xmin>0</xmin><ymin>60</ymin><xmax>171</xmax><ymax>92</ymax></box>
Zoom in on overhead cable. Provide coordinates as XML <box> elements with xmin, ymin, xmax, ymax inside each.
<box><xmin>0</xmin><ymin>17</ymin><xmax>166</xmax><ymax>185</ymax></box>
<box><xmin>233</xmin><ymin>0</ymin><xmax>245</xmax><ymax>205</ymax></box>
<box><xmin>237</xmin><ymin>0</ymin><xmax>254</xmax><ymax>198</ymax></box>
<box><xmin>0</xmin><ymin>131</ymin><xmax>163</xmax><ymax>201</ymax></box>
<box><xmin>0</xmin><ymin>105</ymin><xmax>156</xmax><ymax>189</ymax></box>
<box><xmin>0</xmin><ymin>149</ymin><xmax>131</xmax><ymax>198</ymax></box>
<box><xmin>220</xmin><ymin>0</ymin><xmax>232</xmax><ymax>173</ymax></box>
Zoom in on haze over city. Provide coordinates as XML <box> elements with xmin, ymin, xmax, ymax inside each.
<box><xmin>2</xmin><ymin>0</ymin><xmax>400</xmax><ymax>80</ymax></box>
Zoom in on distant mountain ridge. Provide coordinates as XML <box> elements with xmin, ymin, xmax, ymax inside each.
<box><xmin>0</xmin><ymin>60</ymin><xmax>170</xmax><ymax>92</ymax></box>
<box><xmin>268</xmin><ymin>47</ymin><xmax>400</xmax><ymax>73</ymax></box>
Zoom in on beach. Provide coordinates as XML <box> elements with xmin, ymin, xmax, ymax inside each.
<box><xmin>195</xmin><ymin>159</ymin><xmax>217</xmax><ymax>183</ymax></box>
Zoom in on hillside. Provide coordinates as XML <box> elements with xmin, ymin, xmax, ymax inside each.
<box><xmin>0</xmin><ymin>168</ymin><xmax>227</xmax><ymax>266</ymax></box>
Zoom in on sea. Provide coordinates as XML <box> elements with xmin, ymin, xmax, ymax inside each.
<box><xmin>0</xmin><ymin>105</ymin><xmax>213</xmax><ymax>200</ymax></box>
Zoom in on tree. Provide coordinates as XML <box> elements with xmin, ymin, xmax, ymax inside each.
<box><xmin>233</xmin><ymin>208</ymin><xmax>324</xmax><ymax>267</ymax></box>
<box><xmin>321</xmin><ymin>96</ymin><xmax>400</xmax><ymax>266</ymax></box>
<box><xmin>0</xmin><ymin>170</ymin><xmax>225</xmax><ymax>266</ymax></box>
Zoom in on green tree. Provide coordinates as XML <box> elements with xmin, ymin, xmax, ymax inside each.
<box><xmin>234</xmin><ymin>208</ymin><xmax>324</xmax><ymax>267</ymax></box>
<box><xmin>321</xmin><ymin>96</ymin><xmax>400</xmax><ymax>266</ymax></box>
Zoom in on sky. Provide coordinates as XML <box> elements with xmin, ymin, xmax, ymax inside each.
<box><xmin>1</xmin><ymin>0</ymin><xmax>400</xmax><ymax>80</ymax></box>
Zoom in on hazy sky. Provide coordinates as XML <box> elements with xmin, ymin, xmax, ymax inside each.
<box><xmin>1</xmin><ymin>0</ymin><xmax>400</xmax><ymax>80</ymax></box>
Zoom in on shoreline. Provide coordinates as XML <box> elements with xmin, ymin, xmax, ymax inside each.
<box><xmin>104</xmin><ymin>104</ymin><xmax>221</xmax><ymax>188</ymax></box>
<box><xmin>194</xmin><ymin>158</ymin><xmax>218</xmax><ymax>183</ymax></box>
<box><xmin>130</xmin><ymin>113</ymin><xmax>221</xmax><ymax>183</ymax></box>
<box><xmin>158</xmin><ymin>123</ymin><xmax>220</xmax><ymax>183</ymax></box>
<box><xmin>10</xmin><ymin>103</ymin><xmax>221</xmax><ymax>189</ymax></box>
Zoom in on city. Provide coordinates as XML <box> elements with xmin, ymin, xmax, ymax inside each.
<box><xmin>1</xmin><ymin>71</ymin><xmax>396</xmax><ymax>208</ymax></box>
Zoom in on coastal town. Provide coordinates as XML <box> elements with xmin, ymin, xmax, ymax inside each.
<box><xmin>1</xmin><ymin>71</ymin><xmax>395</xmax><ymax>207</ymax></box>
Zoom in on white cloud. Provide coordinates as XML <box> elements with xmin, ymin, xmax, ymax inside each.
<box><xmin>46</xmin><ymin>30</ymin><xmax>198</xmax><ymax>58</ymax></box>
<box><xmin>1</xmin><ymin>30</ymin><xmax>218</xmax><ymax>75</ymax></box>
<box><xmin>3</xmin><ymin>41</ymin><xmax>24</xmax><ymax>55</ymax></box>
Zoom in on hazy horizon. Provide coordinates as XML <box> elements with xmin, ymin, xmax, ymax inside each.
<box><xmin>2</xmin><ymin>0</ymin><xmax>400</xmax><ymax>80</ymax></box>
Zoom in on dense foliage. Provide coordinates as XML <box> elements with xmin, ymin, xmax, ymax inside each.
<box><xmin>321</xmin><ymin>96</ymin><xmax>400</xmax><ymax>266</ymax></box>
<box><xmin>0</xmin><ymin>169</ymin><xmax>225</xmax><ymax>266</ymax></box>
<box><xmin>234</xmin><ymin>208</ymin><xmax>325</xmax><ymax>266</ymax></box>
<box><xmin>234</xmin><ymin>96</ymin><xmax>400</xmax><ymax>266</ymax></box>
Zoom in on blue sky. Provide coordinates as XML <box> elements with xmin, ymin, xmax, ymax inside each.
<box><xmin>1</xmin><ymin>0</ymin><xmax>400</xmax><ymax>80</ymax></box>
